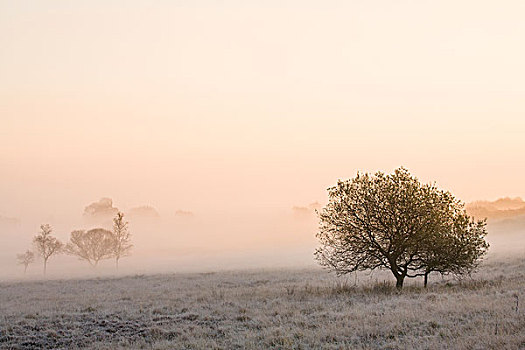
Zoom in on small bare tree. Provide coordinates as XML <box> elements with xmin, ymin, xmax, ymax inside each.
<box><xmin>33</xmin><ymin>224</ymin><xmax>63</xmax><ymax>275</ymax></box>
<box><xmin>66</xmin><ymin>228</ymin><xmax>116</xmax><ymax>267</ymax></box>
<box><xmin>112</xmin><ymin>212</ymin><xmax>132</xmax><ymax>270</ymax></box>
<box><xmin>17</xmin><ymin>250</ymin><xmax>35</xmax><ymax>274</ymax></box>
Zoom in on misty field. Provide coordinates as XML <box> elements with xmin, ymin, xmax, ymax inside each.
<box><xmin>1</xmin><ymin>256</ymin><xmax>524</xmax><ymax>350</ymax></box>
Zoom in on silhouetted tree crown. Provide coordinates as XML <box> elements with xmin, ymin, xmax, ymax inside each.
<box><xmin>315</xmin><ymin>167</ymin><xmax>489</xmax><ymax>289</ymax></box>
<box><xmin>66</xmin><ymin>228</ymin><xmax>116</xmax><ymax>267</ymax></box>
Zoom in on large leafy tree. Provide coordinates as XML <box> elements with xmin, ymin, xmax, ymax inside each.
<box><xmin>66</xmin><ymin>228</ymin><xmax>116</xmax><ymax>267</ymax></box>
<box><xmin>315</xmin><ymin>167</ymin><xmax>488</xmax><ymax>289</ymax></box>
<box><xmin>33</xmin><ymin>224</ymin><xmax>63</xmax><ymax>275</ymax></box>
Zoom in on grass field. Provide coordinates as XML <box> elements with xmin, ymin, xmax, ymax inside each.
<box><xmin>1</xmin><ymin>256</ymin><xmax>524</xmax><ymax>349</ymax></box>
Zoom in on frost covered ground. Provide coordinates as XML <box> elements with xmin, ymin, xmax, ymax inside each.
<box><xmin>1</xmin><ymin>257</ymin><xmax>525</xmax><ymax>349</ymax></box>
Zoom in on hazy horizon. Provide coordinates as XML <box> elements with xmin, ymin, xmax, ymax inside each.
<box><xmin>2</xmin><ymin>1</ymin><xmax>525</xmax><ymax>278</ymax></box>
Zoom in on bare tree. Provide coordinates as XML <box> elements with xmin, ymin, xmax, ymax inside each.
<box><xmin>66</xmin><ymin>229</ymin><xmax>116</xmax><ymax>267</ymax></box>
<box><xmin>112</xmin><ymin>212</ymin><xmax>132</xmax><ymax>269</ymax></box>
<box><xmin>315</xmin><ymin>167</ymin><xmax>489</xmax><ymax>289</ymax></box>
<box><xmin>33</xmin><ymin>224</ymin><xmax>63</xmax><ymax>275</ymax></box>
<box><xmin>17</xmin><ymin>250</ymin><xmax>35</xmax><ymax>274</ymax></box>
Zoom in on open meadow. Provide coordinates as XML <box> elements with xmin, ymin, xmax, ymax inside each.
<box><xmin>3</xmin><ymin>1</ymin><xmax>525</xmax><ymax>349</ymax></box>
<box><xmin>1</xmin><ymin>255</ymin><xmax>524</xmax><ymax>350</ymax></box>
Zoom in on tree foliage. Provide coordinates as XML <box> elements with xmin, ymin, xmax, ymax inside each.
<box><xmin>418</xmin><ymin>213</ymin><xmax>488</xmax><ymax>286</ymax></box>
<box><xmin>33</xmin><ymin>224</ymin><xmax>63</xmax><ymax>275</ymax></box>
<box><xmin>66</xmin><ymin>228</ymin><xmax>116</xmax><ymax>267</ymax></box>
<box><xmin>315</xmin><ymin>167</ymin><xmax>489</xmax><ymax>289</ymax></box>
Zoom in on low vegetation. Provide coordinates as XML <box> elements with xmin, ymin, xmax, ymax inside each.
<box><xmin>1</xmin><ymin>257</ymin><xmax>524</xmax><ymax>349</ymax></box>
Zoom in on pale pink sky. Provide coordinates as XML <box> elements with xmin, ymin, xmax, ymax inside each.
<box><xmin>1</xmin><ymin>1</ymin><xmax>525</xmax><ymax>221</ymax></box>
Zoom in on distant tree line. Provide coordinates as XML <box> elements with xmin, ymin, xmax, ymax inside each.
<box><xmin>17</xmin><ymin>212</ymin><xmax>132</xmax><ymax>275</ymax></box>
<box><xmin>315</xmin><ymin>168</ymin><xmax>489</xmax><ymax>289</ymax></box>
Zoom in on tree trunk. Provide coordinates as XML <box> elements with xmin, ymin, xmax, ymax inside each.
<box><xmin>43</xmin><ymin>259</ymin><xmax>47</xmax><ymax>275</ymax></box>
<box><xmin>24</xmin><ymin>265</ymin><xmax>28</xmax><ymax>274</ymax></box>
<box><xmin>390</xmin><ymin>263</ymin><xmax>405</xmax><ymax>290</ymax></box>
<box><xmin>424</xmin><ymin>272</ymin><xmax>429</xmax><ymax>288</ymax></box>
<box><xmin>116</xmin><ymin>257</ymin><xmax>119</xmax><ymax>270</ymax></box>
<box><xmin>395</xmin><ymin>275</ymin><xmax>404</xmax><ymax>289</ymax></box>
